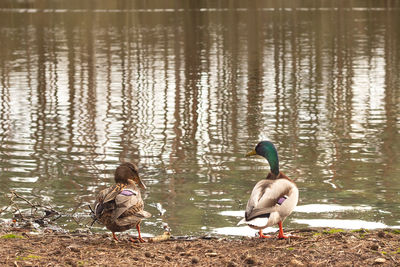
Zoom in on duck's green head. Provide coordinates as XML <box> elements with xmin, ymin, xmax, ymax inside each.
<box><xmin>246</xmin><ymin>141</ymin><xmax>280</xmax><ymax>175</ymax></box>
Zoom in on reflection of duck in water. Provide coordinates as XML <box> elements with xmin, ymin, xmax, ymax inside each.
<box><xmin>238</xmin><ymin>141</ymin><xmax>299</xmax><ymax>239</ymax></box>
<box><xmin>93</xmin><ymin>162</ymin><xmax>151</xmax><ymax>242</ymax></box>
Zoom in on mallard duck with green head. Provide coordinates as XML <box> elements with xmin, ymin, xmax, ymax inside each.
<box><xmin>93</xmin><ymin>162</ymin><xmax>151</xmax><ymax>242</ymax></box>
<box><xmin>238</xmin><ymin>141</ymin><xmax>299</xmax><ymax>239</ymax></box>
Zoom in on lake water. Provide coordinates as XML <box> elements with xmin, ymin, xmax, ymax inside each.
<box><xmin>0</xmin><ymin>1</ymin><xmax>399</xmax><ymax>237</ymax></box>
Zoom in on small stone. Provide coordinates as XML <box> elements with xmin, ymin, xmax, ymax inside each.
<box><xmin>175</xmin><ymin>245</ymin><xmax>184</xmax><ymax>252</ymax></box>
<box><xmin>65</xmin><ymin>258</ymin><xmax>74</xmax><ymax>265</ymax></box>
<box><xmin>180</xmin><ymin>252</ymin><xmax>188</xmax><ymax>256</ymax></box>
<box><xmin>370</xmin><ymin>244</ymin><xmax>379</xmax><ymax>250</ymax></box>
<box><xmin>244</xmin><ymin>257</ymin><xmax>255</xmax><ymax>265</ymax></box>
<box><xmin>227</xmin><ymin>261</ymin><xmax>237</xmax><ymax>267</ymax></box>
<box><xmin>377</xmin><ymin>231</ymin><xmax>385</xmax><ymax>238</ymax></box>
<box><xmin>51</xmin><ymin>250</ymin><xmax>62</xmax><ymax>255</ymax></box>
<box><xmin>289</xmin><ymin>259</ymin><xmax>305</xmax><ymax>267</ymax></box>
<box><xmin>21</xmin><ymin>232</ymin><xmax>30</xmax><ymax>238</ymax></box>
<box><xmin>206</xmin><ymin>252</ymin><xmax>218</xmax><ymax>257</ymax></box>
<box><xmin>361</xmin><ymin>255</ymin><xmax>369</xmax><ymax>260</ymax></box>
<box><xmin>191</xmin><ymin>256</ymin><xmax>199</xmax><ymax>264</ymax></box>
<box><xmin>67</xmin><ymin>245</ymin><xmax>80</xmax><ymax>252</ymax></box>
<box><xmin>144</xmin><ymin>252</ymin><xmax>152</xmax><ymax>258</ymax></box>
<box><xmin>374</xmin><ymin>258</ymin><xmax>386</xmax><ymax>264</ymax></box>
<box><xmin>165</xmin><ymin>255</ymin><xmax>171</xmax><ymax>261</ymax></box>
<box><xmin>384</xmin><ymin>233</ymin><xmax>393</xmax><ymax>238</ymax></box>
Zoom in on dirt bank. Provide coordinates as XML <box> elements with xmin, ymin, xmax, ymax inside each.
<box><xmin>1</xmin><ymin>228</ymin><xmax>399</xmax><ymax>266</ymax></box>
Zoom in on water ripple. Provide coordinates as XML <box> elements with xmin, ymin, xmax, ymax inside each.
<box><xmin>0</xmin><ymin>2</ymin><xmax>399</xmax><ymax>235</ymax></box>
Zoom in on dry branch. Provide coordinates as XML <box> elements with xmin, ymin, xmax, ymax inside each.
<box><xmin>1</xmin><ymin>191</ymin><xmax>88</xmax><ymax>229</ymax></box>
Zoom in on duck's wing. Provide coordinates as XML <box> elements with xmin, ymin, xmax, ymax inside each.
<box><xmin>95</xmin><ymin>184</ymin><xmax>124</xmax><ymax>205</ymax></box>
<box><xmin>94</xmin><ymin>184</ymin><xmax>123</xmax><ymax>217</ymax></box>
<box><xmin>244</xmin><ymin>180</ymin><xmax>276</xmax><ymax>221</ymax></box>
<box><xmin>102</xmin><ymin>184</ymin><xmax>124</xmax><ymax>203</ymax></box>
<box><xmin>245</xmin><ymin>178</ymin><xmax>297</xmax><ymax>221</ymax></box>
<box><xmin>113</xmin><ymin>184</ymin><xmax>151</xmax><ymax>221</ymax></box>
<box><xmin>115</xmin><ymin>210</ymin><xmax>152</xmax><ymax>227</ymax></box>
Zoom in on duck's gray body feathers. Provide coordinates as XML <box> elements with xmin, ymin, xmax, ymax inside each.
<box><xmin>238</xmin><ymin>172</ymin><xmax>298</xmax><ymax>229</ymax></box>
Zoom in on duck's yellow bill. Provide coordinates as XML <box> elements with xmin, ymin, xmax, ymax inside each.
<box><xmin>246</xmin><ymin>149</ymin><xmax>257</xmax><ymax>157</ymax></box>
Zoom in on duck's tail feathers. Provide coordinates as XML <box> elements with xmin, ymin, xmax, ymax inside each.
<box><xmin>88</xmin><ymin>205</ymin><xmax>98</xmax><ymax>227</ymax></box>
<box><xmin>140</xmin><ymin>210</ymin><xmax>152</xmax><ymax>218</ymax></box>
<box><xmin>237</xmin><ymin>218</ymin><xmax>247</xmax><ymax>226</ymax></box>
<box><xmin>237</xmin><ymin>217</ymin><xmax>269</xmax><ymax>228</ymax></box>
<box><xmin>115</xmin><ymin>210</ymin><xmax>152</xmax><ymax>227</ymax></box>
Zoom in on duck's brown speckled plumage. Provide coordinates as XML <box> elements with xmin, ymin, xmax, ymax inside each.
<box><xmin>93</xmin><ymin>163</ymin><xmax>151</xmax><ymax>242</ymax></box>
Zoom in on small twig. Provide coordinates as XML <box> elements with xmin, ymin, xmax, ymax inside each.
<box><xmin>71</xmin><ymin>197</ymin><xmax>84</xmax><ymax>216</ymax></box>
<box><xmin>11</xmin><ymin>191</ymin><xmax>36</xmax><ymax>207</ymax></box>
<box><xmin>68</xmin><ymin>200</ymin><xmax>85</xmax><ymax>226</ymax></box>
<box><xmin>0</xmin><ymin>205</ymin><xmax>10</xmax><ymax>215</ymax></box>
<box><xmin>386</xmin><ymin>253</ymin><xmax>396</xmax><ymax>263</ymax></box>
<box><xmin>71</xmin><ymin>216</ymin><xmax>82</xmax><ymax>226</ymax></box>
<box><xmin>88</xmin><ymin>204</ymin><xmax>95</xmax><ymax>214</ymax></box>
<box><xmin>87</xmin><ymin>205</ymin><xmax>98</xmax><ymax>228</ymax></box>
<box><xmin>11</xmin><ymin>205</ymin><xmax>23</xmax><ymax>220</ymax></box>
<box><xmin>50</xmin><ymin>214</ymin><xmax>62</xmax><ymax>222</ymax></box>
<box><xmin>350</xmin><ymin>243</ymin><xmax>363</xmax><ymax>251</ymax></box>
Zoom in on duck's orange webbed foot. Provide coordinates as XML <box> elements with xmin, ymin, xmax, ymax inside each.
<box><xmin>259</xmin><ymin>229</ymin><xmax>272</xmax><ymax>239</ymax></box>
<box><xmin>112</xmin><ymin>232</ymin><xmax>119</xmax><ymax>241</ymax></box>
<box><xmin>277</xmin><ymin>233</ymin><xmax>290</xmax><ymax>239</ymax></box>
<box><xmin>129</xmin><ymin>237</ymin><xmax>146</xmax><ymax>243</ymax></box>
<box><xmin>130</xmin><ymin>223</ymin><xmax>146</xmax><ymax>243</ymax></box>
<box><xmin>277</xmin><ymin>221</ymin><xmax>292</xmax><ymax>239</ymax></box>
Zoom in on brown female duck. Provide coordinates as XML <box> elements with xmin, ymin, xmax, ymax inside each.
<box><xmin>94</xmin><ymin>162</ymin><xmax>151</xmax><ymax>242</ymax></box>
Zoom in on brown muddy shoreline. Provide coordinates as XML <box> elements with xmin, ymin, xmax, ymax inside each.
<box><xmin>1</xmin><ymin>227</ymin><xmax>399</xmax><ymax>266</ymax></box>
